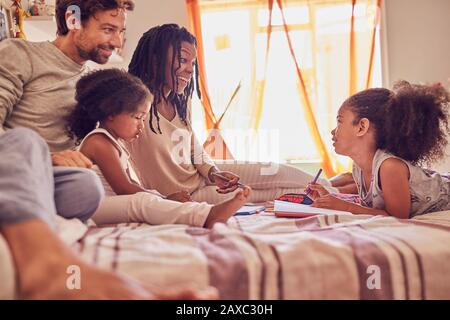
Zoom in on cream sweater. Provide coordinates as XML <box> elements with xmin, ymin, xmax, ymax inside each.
<box><xmin>0</xmin><ymin>39</ymin><xmax>85</xmax><ymax>151</ymax></box>
<box><xmin>126</xmin><ymin>107</ymin><xmax>216</xmax><ymax>196</ymax></box>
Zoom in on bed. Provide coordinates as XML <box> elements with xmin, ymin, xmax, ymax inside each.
<box><xmin>1</xmin><ymin>210</ymin><xmax>450</xmax><ymax>299</ymax></box>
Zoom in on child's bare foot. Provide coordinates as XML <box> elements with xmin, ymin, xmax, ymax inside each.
<box><xmin>204</xmin><ymin>186</ymin><xmax>251</xmax><ymax>228</ymax></box>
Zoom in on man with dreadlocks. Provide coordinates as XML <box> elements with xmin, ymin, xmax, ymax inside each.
<box><xmin>127</xmin><ymin>24</ymin><xmax>336</xmax><ymax>204</ymax></box>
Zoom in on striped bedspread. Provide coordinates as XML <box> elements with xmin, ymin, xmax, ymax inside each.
<box><xmin>70</xmin><ymin>210</ymin><xmax>450</xmax><ymax>300</ymax></box>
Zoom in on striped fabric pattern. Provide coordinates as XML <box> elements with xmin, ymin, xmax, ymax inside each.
<box><xmin>72</xmin><ymin>211</ymin><xmax>450</xmax><ymax>300</ymax></box>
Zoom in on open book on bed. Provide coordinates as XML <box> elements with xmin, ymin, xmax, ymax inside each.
<box><xmin>274</xmin><ymin>200</ymin><xmax>352</xmax><ymax>218</ymax></box>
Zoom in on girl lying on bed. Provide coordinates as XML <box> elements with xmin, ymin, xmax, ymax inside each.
<box><xmin>67</xmin><ymin>69</ymin><xmax>251</xmax><ymax>228</ymax></box>
<box><xmin>307</xmin><ymin>81</ymin><xmax>450</xmax><ymax>219</ymax></box>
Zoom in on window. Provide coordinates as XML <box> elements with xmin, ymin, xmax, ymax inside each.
<box><xmin>191</xmin><ymin>0</ymin><xmax>382</xmax><ymax>170</ymax></box>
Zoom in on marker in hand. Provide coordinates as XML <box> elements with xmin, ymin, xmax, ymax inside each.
<box><xmin>305</xmin><ymin>168</ymin><xmax>323</xmax><ymax>196</ymax></box>
<box><xmin>212</xmin><ymin>172</ymin><xmax>244</xmax><ymax>188</ymax></box>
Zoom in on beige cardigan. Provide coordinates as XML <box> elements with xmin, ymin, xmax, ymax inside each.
<box><xmin>126</xmin><ymin>105</ymin><xmax>216</xmax><ymax>196</ymax></box>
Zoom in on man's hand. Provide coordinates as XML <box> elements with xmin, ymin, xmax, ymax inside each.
<box><xmin>51</xmin><ymin>150</ymin><xmax>93</xmax><ymax>168</ymax></box>
<box><xmin>166</xmin><ymin>191</ymin><xmax>192</xmax><ymax>202</ymax></box>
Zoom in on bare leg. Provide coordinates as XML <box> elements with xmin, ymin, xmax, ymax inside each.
<box><xmin>1</xmin><ymin>219</ymin><xmax>218</xmax><ymax>299</ymax></box>
<box><xmin>204</xmin><ymin>186</ymin><xmax>251</xmax><ymax>228</ymax></box>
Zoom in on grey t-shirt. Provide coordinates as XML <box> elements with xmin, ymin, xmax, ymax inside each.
<box><xmin>0</xmin><ymin>39</ymin><xmax>86</xmax><ymax>151</ymax></box>
<box><xmin>352</xmin><ymin>149</ymin><xmax>450</xmax><ymax>217</ymax></box>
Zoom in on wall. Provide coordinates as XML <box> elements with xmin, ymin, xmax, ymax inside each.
<box><xmin>382</xmin><ymin>0</ymin><xmax>450</xmax><ymax>88</ymax></box>
<box><xmin>120</xmin><ymin>0</ymin><xmax>188</xmax><ymax>68</ymax></box>
<box><xmin>23</xmin><ymin>18</ymin><xmax>57</xmax><ymax>43</ymax></box>
<box><xmin>382</xmin><ymin>0</ymin><xmax>450</xmax><ymax>171</ymax></box>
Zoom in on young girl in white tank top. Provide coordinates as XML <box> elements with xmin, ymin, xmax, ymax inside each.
<box><xmin>68</xmin><ymin>69</ymin><xmax>250</xmax><ymax>228</ymax></box>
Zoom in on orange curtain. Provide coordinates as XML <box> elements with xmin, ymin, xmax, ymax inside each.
<box><xmin>365</xmin><ymin>0</ymin><xmax>382</xmax><ymax>89</ymax></box>
<box><xmin>254</xmin><ymin>0</ymin><xmax>382</xmax><ymax>176</ymax></box>
<box><xmin>338</xmin><ymin>0</ymin><xmax>381</xmax><ymax>173</ymax></box>
<box><xmin>186</xmin><ymin>0</ymin><xmax>234</xmax><ymax>159</ymax></box>
<box><xmin>186</xmin><ymin>0</ymin><xmax>216</xmax><ymax>129</ymax></box>
<box><xmin>350</xmin><ymin>0</ymin><xmax>382</xmax><ymax>95</ymax></box>
<box><xmin>349</xmin><ymin>0</ymin><xmax>357</xmax><ymax>95</ymax></box>
<box><xmin>251</xmin><ymin>0</ymin><xmax>274</xmax><ymax>132</ymax></box>
<box><xmin>276</xmin><ymin>0</ymin><xmax>336</xmax><ymax>177</ymax></box>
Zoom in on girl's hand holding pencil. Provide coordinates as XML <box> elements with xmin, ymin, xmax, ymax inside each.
<box><xmin>304</xmin><ymin>168</ymin><xmax>329</xmax><ymax>200</ymax></box>
<box><xmin>306</xmin><ymin>183</ymin><xmax>330</xmax><ymax>200</ymax></box>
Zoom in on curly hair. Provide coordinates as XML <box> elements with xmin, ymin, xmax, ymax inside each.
<box><xmin>128</xmin><ymin>24</ymin><xmax>201</xmax><ymax>134</ymax></box>
<box><xmin>345</xmin><ymin>81</ymin><xmax>450</xmax><ymax>166</ymax></box>
<box><xmin>67</xmin><ymin>68</ymin><xmax>150</xmax><ymax>144</ymax></box>
<box><xmin>56</xmin><ymin>0</ymin><xmax>135</xmax><ymax>36</ymax></box>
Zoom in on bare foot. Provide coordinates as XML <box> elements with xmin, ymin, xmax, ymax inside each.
<box><xmin>204</xmin><ymin>186</ymin><xmax>251</xmax><ymax>228</ymax></box>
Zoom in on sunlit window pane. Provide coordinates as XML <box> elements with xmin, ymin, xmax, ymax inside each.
<box><xmin>194</xmin><ymin>0</ymin><xmax>382</xmax><ymax>166</ymax></box>
<box><xmin>258</xmin><ymin>6</ymin><xmax>309</xmax><ymax>26</ymax></box>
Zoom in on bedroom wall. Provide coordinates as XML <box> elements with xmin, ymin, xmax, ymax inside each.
<box><xmin>119</xmin><ymin>0</ymin><xmax>188</xmax><ymax>68</ymax></box>
<box><xmin>382</xmin><ymin>0</ymin><xmax>450</xmax><ymax>172</ymax></box>
<box><xmin>382</xmin><ymin>0</ymin><xmax>450</xmax><ymax>88</ymax></box>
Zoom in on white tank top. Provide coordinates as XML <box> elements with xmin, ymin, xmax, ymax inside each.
<box><xmin>79</xmin><ymin>128</ymin><xmax>140</xmax><ymax>196</ymax></box>
<box><xmin>352</xmin><ymin>149</ymin><xmax>450</xmax><ymax>217</ymax></box>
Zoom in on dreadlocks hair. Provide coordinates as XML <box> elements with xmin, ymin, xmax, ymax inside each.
<box><xmin>345</xmin><ymin>80</ymin><xmax>450</xmax><ymax>166</ymax></box>
<box><xmin>128</xmin><ymin>23</ymin><xmax>201</xmax><ymax>134</ymax></box>
<box><xmin>67</xmin><ymin>68</ymin><xmax>150</xmax><ymax>144</ymax></box>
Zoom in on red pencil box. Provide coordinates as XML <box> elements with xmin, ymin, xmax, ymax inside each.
<box><xmin>275</xmin><ymin>193</ymin><xmax>313</xmax><ymax>205</ymax></box>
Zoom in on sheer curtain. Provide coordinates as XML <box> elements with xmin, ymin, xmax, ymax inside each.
<box><xmin>187</xmin><ymin>0</ymin><xmax>382</xmax><ymax>177</ymax></box>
